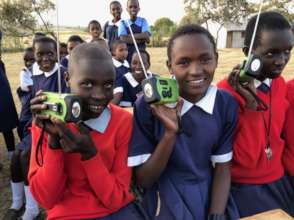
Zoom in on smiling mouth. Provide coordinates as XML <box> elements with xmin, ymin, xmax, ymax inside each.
<box><xmin>88</xmin><ymin>104</ymin><xmax>105</xmax><ymax>114</ymax></box>
<box><xmin>187</xmin><ymin>78</ymin><xmax>206</xmax><ymax>86</ymax></box>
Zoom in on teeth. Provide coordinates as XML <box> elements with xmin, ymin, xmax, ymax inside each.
<box><xmin>190</xmin><ymin>79</ymin><xmax>204</xmax><ymax>84</ymax></box>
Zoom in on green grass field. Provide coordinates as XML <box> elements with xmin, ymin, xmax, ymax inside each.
<box><xmin>0</xmin><ymin>47</ymin><xmax>294</xmax><ymax>218</ymax></box>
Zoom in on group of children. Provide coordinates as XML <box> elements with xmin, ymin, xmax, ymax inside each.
<box><xmin>0</xmin><ymin>0</ymin><xmax>294</xmax><ymax>219</ymax></box>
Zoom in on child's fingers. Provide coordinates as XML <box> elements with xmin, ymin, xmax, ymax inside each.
<box><xmin>176</xmin><ymin>98</ymin><xmax>184</xmax><ymax>113</ymax></box>
<box><xmin>51</xmin><ymin>118</ymin><xmax>76</xmax><ymax>141</ymax></box>
<box><xmin>76</xmin><ymin>121</ymin><xmax>91</xmax><ymax>134</ymax></box>
<box><xmin>59</xmin><ymin>138</ymin><xmax>74</xmax><ymax>153</ymax></box>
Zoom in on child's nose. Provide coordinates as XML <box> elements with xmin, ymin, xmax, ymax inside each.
<box><xmin>274</xmin><ymin>53</ymin><xmax>287</xmax><ymax>66</ymax></box>
<box><xmin>91</xmin><ymin>87</ymin><xmax>106</xmax><ymax>100</ymax></box>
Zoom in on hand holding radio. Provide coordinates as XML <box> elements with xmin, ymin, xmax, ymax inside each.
<box><xmin>229</xmin><ymin>65</ymin><xmax>258</xmax><ymax>110</ymax></box>
<box><xmin>150</xmin><ymin>98</ymin><xmax>183</xmax><ymax>134</ymax></box>
<box><xmin>51</xmin><ymin>118</ymin><xmax>97</xmax><ymax>161</ymax></box>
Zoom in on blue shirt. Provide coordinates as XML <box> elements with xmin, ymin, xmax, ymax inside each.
<box><xmin>114</xmin><ymin>72</ymin><xmax>143</xmax><ymax>107</ymax></box>
<box><xmin>103</xmin><ymin>20</ymin><xmax>121</xmax><ymax>50</ymax></box>
<box><xmin>118</xmin><ymin>17</ymin><xmax>150</xmax><ymax>37</ymax></box>
<box><xmin>128</xmin><ymin>86</ymin><xmax>238</xmax><ymax>219</ymax></box>
<box><xmin>112</xmin><ymin>57</ymin><xmax>129</xmax><ymax>83</ymax></box>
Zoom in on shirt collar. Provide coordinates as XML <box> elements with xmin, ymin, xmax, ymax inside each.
<box><xmin>254</xmin><ymin>78</ymin><xmax>272</xmax><ymax>88</ymax></box>
<box><xmin>32</xmin><ymin>62</ymin><xmax>59</xmax><ymax>78</ymax></box>
<box><xmin>109</xmin><ymin>19</ymin><xmax>121</xmax><ymax>26</ymax></box>
<box><xmin>112</xmin><ymin>57</ymin><xmax>129</xmax><ymax>68</ymax></box>
<box><xmin>125</xmin><ymin>72</ymin><xmax>139</xmax><ymax>87</ymax></box>
<box><xmin>181</xmin><ymin>86</ymin><xmax>218</xmax><ymax>116</ymax></box>
<box><xmin>83</xmin><ymin>107</ymin><xmax>111</xmax><ymax>133</ymax></box>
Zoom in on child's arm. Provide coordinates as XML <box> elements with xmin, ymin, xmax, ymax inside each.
<box><xmin>208</xmin><ymin>95</ymin><xmax>238</xmax><ymax>217</ymax></box>
<box><xmin>118</xmin><ymin>18</ymin><xmax>151</xmax><ymax>44</ymax></box>
<box><xmin>209</xmin><ymin>162</ymin><xmax>231</xmax><ymax>215</ymax></box>
<box><xmin>28</xmin><ymin>91</ymin><xmax>68</xmax><ymax>209</ymax></box>
<box><xmin>134</xmin><ymin>100</ymin><xmax>183</xmax><ymax>188</ymax></box>
<box><xmin>50</xmin><ymin>114</ymin><xmax>134</xmax><ymax>211</ymax></box>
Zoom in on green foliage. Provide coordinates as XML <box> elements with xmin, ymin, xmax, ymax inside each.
<box><xmin>251</xmin><ymin>0</ymin><xmax>294</xmax><ymax>21</ymax></box>
<box><xmin>150</xmin><ymin>17</ymin><xmax>177</xmax><ymax>47</ymax></box>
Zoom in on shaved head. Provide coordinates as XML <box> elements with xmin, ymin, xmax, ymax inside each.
<box><xmin>69</xmin><ymin>42</ymin><xmax>114</xmax><ymax>76</ymax></box>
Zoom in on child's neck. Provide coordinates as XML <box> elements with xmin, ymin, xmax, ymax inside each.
<box><xmin>130</xmin><ymin>16</ymin><xmax>137</xmax><ymax>22</ymax></box>
<box><xmin>114</xmin><ymin>57</ymin><xmax>125</xmax><ymax>63</ymax></box>
<box><xmin>112</xmin><ymin>17</ymin><xmax>121</xmax><ymax>23</ymax></box>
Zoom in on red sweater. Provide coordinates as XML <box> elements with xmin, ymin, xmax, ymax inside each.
<box><xmin>218</xmin><ymin>77</ymin><xmax>289</xmax><ymax>184</ymax></box>
<box><xmin>28</xmin><ymin>104</ymin><xmax>135</xmax><ymax>220</ymax></box>
<box><xmin>283</xmin><ymin>79</ymin><xmax>294</xmax><ymax>176</ymax></box>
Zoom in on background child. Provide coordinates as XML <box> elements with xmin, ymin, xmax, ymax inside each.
<box><xmin>128</xmin><ymin>24</ymin><xmax>239</xmax><ymax>220</ymax></box>
<box><xmin>103</xmin><ymin>1</ymin><xmax>122</xmax><ymax>50</ymax></box>
<box><xmin>118</xmin><ymin>0</ymin><xmax>151</xmax><ymax>63</ymax></box>
<box><xmin>0</xmin><ymin>43</ymin><xmax>18</xmax><ymax>162</ymax></box>
<box><xmin>61</xmin><ymin>35</ymin><xmax>84</xmax><ymax>69</ymax></box>
<box><xmin>29</xmin><ymin>43</ymin><xmax>143</xmax><ymax>220</ymax></box>
<box><xmin>87</xmin><ymin>20</ymin><xmax>105</xmax><ymax>43</ymax></box>
<box><xmin>111</xmin><ymin>40</ymin><xmax>129</xmax><ymax>83</ymax></box>
<box><xmin>59</xmin><ymin>42</ymin><xmax>68</xmax><ymax>60</ymax></box>
<box><xmin>17</xmin><ymin>47</ymin><xmax>34</xmax><ymax>140</ymax></box>
<box><xmin>217</xmin><ymin>11</ymin><xmax>294</xmax><ymax>217</ymax></box>
<box><xmin>112</xmin><ymin>49</ymin><xmax>150</xmax><ymax>107</ymax></box>
<box><xmin>4</xmin><ymin>36</ymin><xmax>68</xmax><ymax>220</ymax></box>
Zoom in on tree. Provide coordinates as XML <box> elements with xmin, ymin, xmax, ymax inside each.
<box><xmin>151</xmin><ymin>17</ymin><xmax>177</xmax><ymax>47</ymax></box>
<box><xmin>181</xmin><ymin>0</ymin><xmax>254</xmax><ymax>44</ymax></box>
<box><xmin>153</xmin><ymin>17</ymin><xmax>177</xmax><ymax>37</ymax></box>
<box><xmin>252</xmin><ymin>0</ymin><xmax>294</xmax><ymax>21</ymax></box>
<box><xmin>0</xmin><ymin>0</ymin><xmax>55</xmax><ymax>37</ymax></box>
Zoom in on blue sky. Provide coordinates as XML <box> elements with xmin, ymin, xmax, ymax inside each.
<box><xmin>48</xmin><ymin>0</ymin><xmax>185</xmax><ymax>27</ymax></box>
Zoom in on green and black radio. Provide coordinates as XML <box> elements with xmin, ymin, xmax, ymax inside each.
<box><xmin>41</xmin><ymin>92</ymin><xmax>82</xmax><ymax>123</ymax></box>
<box><xmin>239</xmin><ymin>54</ymin><xmax>263</xmax><ymax>85</ymax></box>
<box><xmin>142</xmin><ymin>76</ymin><xmax>179</xmax><ymax>104</ymax></box>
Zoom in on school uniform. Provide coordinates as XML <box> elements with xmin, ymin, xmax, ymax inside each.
<box><xmin>283</xmin><ymin>79</ymin><xmax>294</xmax><ymax>177</ymax></box>
<box><xmin>0</xmin><ymin>60</ymin><xmax>18</xmax><ymax>132</ymax></box>
<box><xmin>118</xmin><ymin>17</ymin><xmax>151</xmax><ymax>63</ymax></box>
<box><xmin>61</xmin><ymin>55</ymin><xmax>69</xmax><ymax>70</ymax></box>
<box><xmin>128</xmin><ymin>86</ymin><xmax>240</xmax><ymax>220</ymax></box>
<box><xmin>218</xmin><ymin>77</ymin><xmax>294</xmax><ymax>217</ymax></box>
<box><xmin>17</xmin><ymin>67</ymin><xmax>33</xmax><ymax>139</ymax></box>
<box><xmin>16</xmin><ymin>63</ymin><xmax>68</xmax><ymax>151</ymax></box>
<box><xmin>104</xmin><ymin>19</ymin><xmax>121</xmax><ymax>50</ymax></box>
<box><xmin>112</xmin><ymin>57</ymin><xmax>129</xmax><ymax>82</ymax></box>
<box><xmin>114</xmin><ymin>72</ymin><xmax>150</xmax><ymax>107</ymax></box>
<box><xmin>29</xmin><ymin>104</ymin><xmax>143</xmax><ymax>220</ymax></box>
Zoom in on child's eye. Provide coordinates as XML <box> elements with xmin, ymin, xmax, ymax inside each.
<box><xmin>200</xmin><ymin>57</ymin><xmax>212</xmax><ymax>64</ymax></box>
<box><xmin>266</xmin><ymin>52</ymin><xmax>273</xmax><ymax>57</ymax></box>
<box><xmin>104</xmin><ymin>83</ymin><xmax>113</xmax><ymax>89</ymax></box>
<box><xmin>177</xmin><ymin>59</ymin><xmax>189</xmax><ymax>66</ymax></box>
<box><xmin>284</xmin><ymin>49</ymin><xmax>291</xmax><ymax>55</ymax></box>
<box><xmin>81</xmin><ymin>82</ymin><xmax>93</xmax><ymax>88</ymax></box>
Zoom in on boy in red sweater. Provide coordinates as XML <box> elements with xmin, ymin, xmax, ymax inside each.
<box><xmin>28</xmin><ymin>43</ymin><xmax>143</xmax><ymax>219</ymax></box>
<box><xmin>218</xmin><ymin>11</ymin><xmax>294</xmax><ymax>217</ymax></box>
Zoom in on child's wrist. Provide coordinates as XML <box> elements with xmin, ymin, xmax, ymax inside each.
<box><xmin>81</xmin><ymin>147</ymin><xmax>97</xmax><ymax>161</ymax></box>
<box><xmin>48</xmin><ymin>135</ymin><xmax>61</xmax><ymax>149</ymax></box>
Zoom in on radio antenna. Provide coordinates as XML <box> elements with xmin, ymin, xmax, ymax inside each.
<box><xmin>126</xmin><ymin>19</ymin><xmax>149</xmax><ymax>79</ymax></box>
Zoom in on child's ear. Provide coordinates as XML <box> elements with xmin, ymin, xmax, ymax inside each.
<box><xmin>215</xmin><ymin>52</ymin><xmax>219</xmax><ymax>67</ymax></box>
<box><xmin>242</xmin><ymin>46</ymin><xmax>249</xmax><ymax>56</ymax></box>
<box><xmin>65</xmin><ymin>71</ymin><xmax>70</xmax><ymax>87</ymax></box>
<box><xmin>166</xmin><ymin>60</ymin><xmax>173</xmax><ymax>75</ymax></box>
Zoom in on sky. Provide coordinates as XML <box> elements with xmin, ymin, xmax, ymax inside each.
<box><xmin>49</xmin><ymin>0</ymin><xmax>186</xmax><ymax>27</ymax></box>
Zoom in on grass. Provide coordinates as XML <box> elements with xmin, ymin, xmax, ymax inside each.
<box><xmin>0</xmin><ymin>47</ymin><xmax>294</xmax><ymax>218</ymax></box>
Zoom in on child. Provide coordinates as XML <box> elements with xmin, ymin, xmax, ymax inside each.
<box><xmin>103</xmin><ymin>1</ymin><xmax>122</xmax><ymax>50</ymax></box>
<box><xmin>0</xmin><ymin>46</ymin><xmax>18</xmax><ymax>162</ymax></box>
<box><xmin>28</xmin><ymin>43</ymin><xmax>143</xmax><ymax>220</ymax></box>
<box><xmin>4</xmin><ymin>36</ymin><xmax>68</xmax><ymax>220</ymax></box>
<box><xmin>61</xmin><ymin>35</ymin><xmax>84</xmax><ymax>69</ymax></box>
<box><xmin>112</xmin><ymin>49</ymin><xmax>151</xmax><ymax>107</ymax></box>
<box><xmin>87</xmin><ymin>20</ymin><xmax>105</xmax><ymax>43</ymax></box>
<box><xmin>59</xmin><ymin>42</ymin><xmax>68</xmax><ymax>60</ymax></box>
<box><xmin>284</xmin><ymin>79</ymin><xmax>294</xmax><ymax>187</ymax></box>
<box><xmin>17</xmin><ymin>47</ymin><xmax>35</xmax><ymax>140</ymax></box>
<box><xmin>128</xmin><ymin>24</ymin><xmax>239</xmax><ymax>220</ymax></box>
<box><xmin>111</xmin><ymin>39</ymin><xmax>129</xmax><ymax>82</ymax></box>
<box><xmin>217</xmin><ymin>11</ymin><xmax>294</xmax><ymax>217</ymax></box>
<box><xmin>118</xmin><ymin>0</ymin><xmax>151</xmax><ymax>63</ymax></box>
